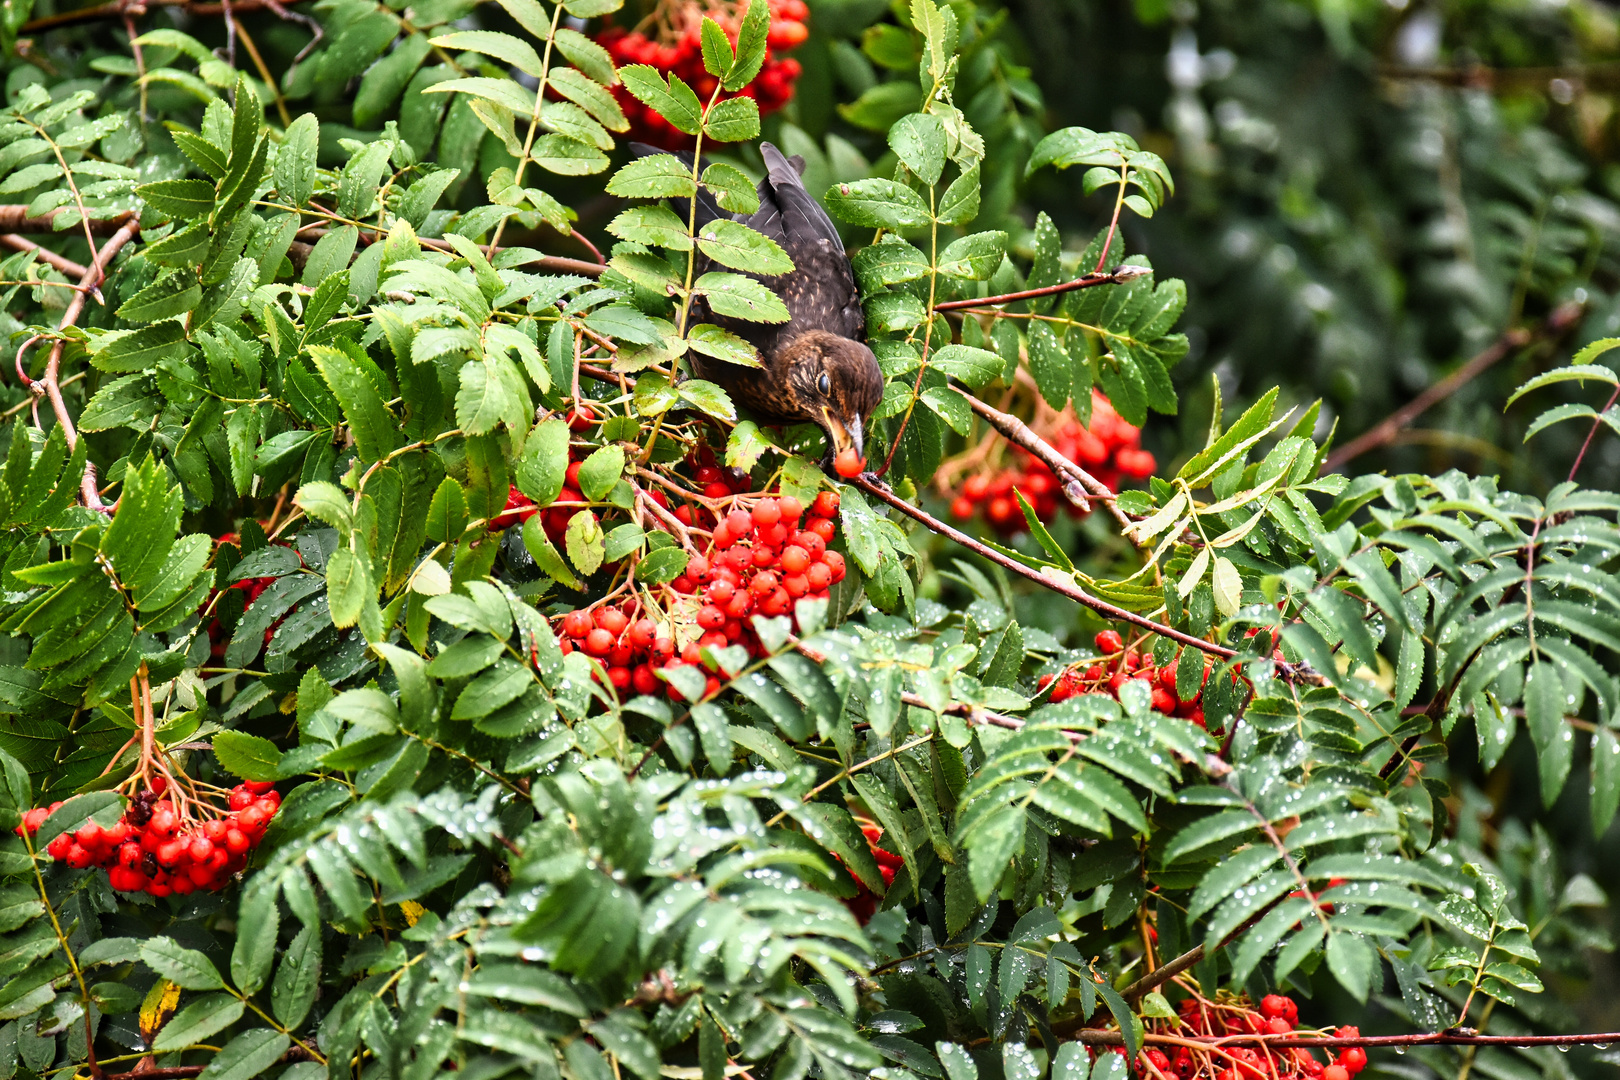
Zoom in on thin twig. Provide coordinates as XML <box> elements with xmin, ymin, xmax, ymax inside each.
<box><xmin>0</xmin><ymin>234</ymin><xmax>88</xmax><ymax>277</ymax></box>
<box><xmin>1063</xmin><ymin>1030</ymin><xmax>1620</xmax><ymax>1050</ymax></box>
<box><xmin>35</xmin><ymin>221</ymin><xmax>139</xmax><ymax>512</ymax></box>
<box><xmin>933</xmin><ymin>265</ymin><xmax>1152</xmax><ymax>312</ymax></box>
<box><xmin>849</xmin><ymin>476</ymin><xmax>1323</xmax><ymax>684</ymax></box>
<box><xmin>1567</xmin><ymin>382</ymin><xmax>1620</xmax><ymax>482</ymax></box>
<box><xmin>19</xmin><ymin>0</ymin><xmax>309</xmax><ymax>33</ymax></box>
<box><xmin>1325</xmin><ymin>301</ymin><xmax>1582</xmax><ymax>471</ymax></box>
<box><xmin>0</xmin><ymin>207</ymin><xmax>134</xmax><ymax>233</ymax></box>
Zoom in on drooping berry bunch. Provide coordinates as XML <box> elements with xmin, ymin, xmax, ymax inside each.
<box><xmin>1126</xmin><ymin>994</ymin><xmax>1368</xmax><ymax>1080</ymax></box>
<box><xmin>949</xmin><ymin>391</ymin><xmax>1156</xmax><ymax>534</ymax></box>
<box><xmin>1039</xmin><ymin>630</ymin><xmax>1208</xmax><ymax>728</ymax></box>
<box><xmin>556</xmin><ymin>491</ymin><xmax>846</xmax><ymax>702</ymax></box>
<box><xmin>595</xmin><ymin>0</ymin><xmax>807</xmax><ymax>150</ymax></box>
<box><xmin>17</xmin><ymin>778</ymin><xmax>281</xmax><ymax>896</ymax></box>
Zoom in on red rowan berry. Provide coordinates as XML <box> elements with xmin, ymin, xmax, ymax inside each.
<box><xmin>812</xmin><ymin>491</ymin><xmax>839</xmax><ymax>518</ymax></box>
<box><xmin>1095</xmin><ymin>630</ymin><xmax>1124</xmax><ymax>654</ymax></box>
<box><xmin>563</xmin><ymin>610</ymin><xmax>593</xmax><ymax>639</ymax></box>
<box><xmin>822</xmin><ymin>551</ymin><xmax>846</xmax><ymax>582</ymax></box>
<box><xmin>779</xmin><ymin>496</ymin><xmax>803</xmax><ymax>521</ymax></box>
<box><xmin>726</xmin><ymin>509</ymin><xmax>753</xmax><ymax>535</ymax></box>
<box><xmin>753</xmin><ymin>498</ymin><xmax>781</xmax><ymax>526</ymax></box>
<box><xmin>584</xmin><ymin>629</ymin><xmax>614</xmax><ymax>656</ymax></box>
<box><xmin>1322</xmin><ymin>1067</ymin><xmax>1350</xmax><ymax>1080</ymax></box>
<box><xmin>595</xmin><ymin>608</ymin><xmax>629</xmax><ymax>636</ymax></box>
<box><xmin>806</xmin><ymin>563</ymin><xmax>832</xmax><ymax>590</ymax></box>
<box><xmin>808</xmin><ymin>518</ymin><xmax>836</xmax><ymax>542</ymax></box>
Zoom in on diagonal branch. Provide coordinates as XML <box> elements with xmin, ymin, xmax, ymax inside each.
<box><xmin>954</xmin><ymin>383</ymin><xmax>1138</xmax><ymax>528</ymax></box>
<box><xmin>934</xmin><ymin>265</ymin><xmax>1152</xmax><ymax>312</ymax></box>
<box><xmin>850</xmin><ymin>475</ymin><xmax>1325</xmax><ymax>684</ymax></box>
<box><xmin>1324</xmin><ymin>301</ymin><xmax>1582</xmax><ymax>472</ymax></box>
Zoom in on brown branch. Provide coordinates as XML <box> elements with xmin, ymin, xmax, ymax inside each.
<box><xmin>1324</xmin><ymin>301</ymin><xmax>1582</xmax><ymax>472</ymax></box>
<box><xmin>1567</xmin><ymin>381</ymin><xmax>1620</xmax><ymax>482</ymax></box>
<box><xmin>849</xmin><ymin>475</ymin><xmax>1323</xmax><ymax>684</ymax></box>
<box><xmin>933</xmin><ymin>265</ymin><xmax>1152</xmax><ymax>312</ymax></box>
<box><xmin>1066</xmin><ymin>1030</ymin><xmax>1620</xmax><ymax>1050</ymax></box>
<box><xmin>286</xmin><ymin>234</ymin><xmax>604</xmax><ymax>279</ymax></box>
<box><xmin>957</xmin><ymin>384</ymin><xmax>1138</xmax><ymax>527</ymax></box>
<box><xmin>1113</xmin><ymin>905</ymin><xmax>1273</xmax><ymax>1006</ymax></box>
<box><xmin>0</xmin><ymin>207</ymin><xmax>134</xmax><ymax>234</ymax></box>
<box><xmin>34</xmin><ymin>221</ymin><xmax>139</xmax><ymax>512</ymax></box>
<box><xmin>19</xmin><ymin>0</ymin><xmax>309</xmax><ymax>33</ymax></box>
<box><xmin>0</xmin><ymin>234</ymin><xmax>88</xmax><ymax>278</ymax></box>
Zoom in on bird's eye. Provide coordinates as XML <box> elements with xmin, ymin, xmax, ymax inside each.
<box><xmin>817</xmin><ymin>372</ymin><xmax>831</xmax><ymax>395</ymax></box>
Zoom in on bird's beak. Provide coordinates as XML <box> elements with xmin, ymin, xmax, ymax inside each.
<box><xmin>822</xmin><ymin>409</ymin><xmax>864</xmax><ymax>459</ymax></box>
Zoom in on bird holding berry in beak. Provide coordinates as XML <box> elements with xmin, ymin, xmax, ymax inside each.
<box><xmin>633</xmin><ymin>141</ymin><xmax>883</xmax><ymax>478</ymax></box>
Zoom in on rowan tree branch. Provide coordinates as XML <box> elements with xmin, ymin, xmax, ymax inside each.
<box><xmin>934</xmin><ymin>265</ymin><xmax>1152</xmax><ymax>312</ymax></box>
<box><xmin>1324</xmin><ymin>301</ymin><xmax>1582</xmax><ymax>472</ymax></box>
<box><xmin>1068</xmin><ymin>1030</ymin><xmax>1620</xmax><ymax>1050</ymax></box>
<box><xmin>0</xmin><ymin>207</ymin><xmax>134</xmax><ymax>234</ymax></box>
<box><xmin>30</xmin><ymin>221</ymin><xmax>139</xmax><ymax>512</ymax></box>
<box><xmin>19</xmin><ymin>0</ymin><xmax>308</xmax><ymax>33</ymax></box>
<box><xmin>850</xmin><ymin>476</ymin><xmax>1325</xmax><ymax>684</ymax></box>
<box><xmin>0</xmin><ymin>234</ymin><xmax>89</xmax><ymax>278</ymax></box>
<box><xmin>953</xmin><ymin>383</ymin><xmax>1140</xmax><ymax>528</ymax></box>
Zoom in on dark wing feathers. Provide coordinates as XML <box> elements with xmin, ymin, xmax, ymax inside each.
<box><xmin>627</xmin><ymin>141</ymin><xmax>864</xmax><ymax>344</ymax></box>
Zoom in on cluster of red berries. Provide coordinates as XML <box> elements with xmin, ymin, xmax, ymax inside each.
<box><xmin>595</xmin><ymin>0</ymin><xmax>807</xmax><ymax>150</ymax></box>
<box><xmin>1127</xmin><ymin>995</ymin><xmax>1368</xmax><ymax>1080</ymax></box>
<box><xmin>1039</xmin><ymin>630</ymin><xmax>1208</xmax><ymax>728</ymax></box>
<box><xmin>206</xmin><ymin>531</ymin><xmax>293</xmax><ymax>662</ymax></box>
<box><xmin>844</xmin><ymin>820</ymin><xmax>903</xmax><ymax>924</ymax></box>
<box><xmin>18</xmin><ymin>779</ymin><xmax>281</xmax><ymax>896</ymax></box>
<box><xmin>951</xmin><ymin>392</ymin><xmax>1156</xmax><ymax>534</ymax></box>
<box><xmin>557</xmin><ymin>492</ymin><xmax>845</xmax><ymax>702</ymax></box>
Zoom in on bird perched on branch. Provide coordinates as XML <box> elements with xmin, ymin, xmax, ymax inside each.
<box><xmin>632</xmin><ymin>142</ymin><xmax>882</xmax><ymax>475</ymax></box>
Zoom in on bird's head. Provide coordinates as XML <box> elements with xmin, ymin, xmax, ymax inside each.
<box><xmin>781</xmin><ymin>329</ymin><xmax>884</xmax><ymax>460</ymax></box>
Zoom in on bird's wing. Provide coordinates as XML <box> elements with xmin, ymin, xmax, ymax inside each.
<box><xmin>751</xmin><ymin>142</ymin><xmax>865</xmax><ymax>340</ymax></box>
<box><xmin>628</xmin><ymin>142</ymin><xmax>727</xmax><ymax>231</ymax></box>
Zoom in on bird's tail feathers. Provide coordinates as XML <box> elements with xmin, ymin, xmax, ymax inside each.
<box><xmin>760</xmin><ymin>142</ymin><xmax>808</xmax><ymax>188</ymax></box>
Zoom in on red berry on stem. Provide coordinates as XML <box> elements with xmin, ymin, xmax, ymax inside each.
<box><xmin>833</xmin><ymin>448</ymin><xmax>864</xmax><ymax>477</ymax></box>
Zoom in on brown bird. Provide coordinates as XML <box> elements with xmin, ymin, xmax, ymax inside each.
<box><xmin>633</xmin><ymin>142</ymin><xmax>883</xmax><ymax>467</ymax></box>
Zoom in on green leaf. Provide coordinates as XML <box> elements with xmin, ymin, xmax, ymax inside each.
<box><xmin>576</xmin><ymin>445</ymin><xmax>625</xmax><ymax>501</ymax></box>
<box><xmin>889</xmin><ymin>112</ymin><xmax>947</xmax><ymax>185</ymax></box>
<box><xmin>607</xmin><ymin>154</ymin><xmax>696</xmax><ymax>199</ymax></box>
<box><xmin>326</xmin><ymin>547</ymin><xmax>375</xmax><ymax>630</ymax></box>
<box><xmin>700</xmin><ymin>17</ymin><xmax>734</xmax><ymax>77</ymax></box>
<box><xmin>199</xmin><ymin>1029</ymin><xmax>292</xmax><ymax>1080</ymax></box>
<box><xmin>696</xmin><ymin>219</ymin><xmax>794</xmax><ymax>275</ymax></box>
<box><xmin>607</xmin><ymin>204</ymin><xmax>693</xmax><ymax>250</ymax></box>
<box><xmin>429</xmin><ymin>30</ymin><xmax>543</xmax><ymax>76</ymax></box>
<box><xmin>137</xmin><ymin>178</ymin><xmax>215</xmax><ymax>220</ymax></box>
<box><xmin>619</xmin><ymin>66</ymin><xmax>702</xmax><ymax>135</ymax></box>
<box><xmin>930</xmin><ymin>344</ymin><xmax>1003</xmax><ymax>388</ymax></box>
<box><xmin>726</xmin><ymin>0</ymin><xmax>771</xmax><ymax>90</ymax></box>
<box><xmin>703</xmin><ymin>96</ymin><xmax>760</xmax><ymax>142</ymax></box>
<box><xmin>695</xmin><ymin>272</ymin><xmax>790</xmax><ymax>322</ymax></box>
<box><xmin>936</xmin><ymin>231</ymin><xmax>1007</xmax><ymax>280</ymax></box>
<box><xmin>1325</xmin><ymin>932</ymin><xmax>1377</xmax><ymax>1003</ymax></box>
<box><xmin>150</xmin><ymin>995</ymin><xmax>245</xmax><ymax>1053</ymax></box>
<box><xmin>310</xmin><ymin>344</ymin><xmax>398</xmax><ymax>464</ymax></box>
<box><xmin>824</xmin><ymin>178</ymin><xmax>931</xmax><ymax>230</ymax></box>
<box><xmin>141</xmin><ymin>937</ymin><xmax>225</xmax><ymax>990</ymax></box>
<box><xmin>565</xmin><ymin>511</ymin><xmax>605</xmax><ymax>577</ymax></box>
<box><xmin>212</xmin><ymin>730</ymin><xmax>282</xmax><ymax>782</ymax></box>
<box><xmin>687</xmin><ymin>323</ymin><xmax>760</xmax><ymax>367</ymax></box>
<box><xmin>271</xmin><ymin>924</ymin><xmax>320</xmax><ymax>1028</ymax></box>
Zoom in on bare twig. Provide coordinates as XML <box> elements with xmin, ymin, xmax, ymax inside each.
<box><xmin>850</xmin><ymin>476</ymin><xmax>1324</xmax><ymax>684</ymax></box>
<box><xmin>1064</xmin><ymin>1030</ymin><xmax>1620</xmax><ymax>1050</ymax></box>
<box><xmin>955</xmin><ymin>384</ymin><xmax>1139</xmax><ymax>526</ymax></box>
<box><xmin>1567</xmin><ymin>382</ymin><xmax>1620</xmax><ymax>482</ymax></box>
<box><xmin>1325</xmin><ymin>301</ymin><xmax>1582</xmax><ymax>471</ymax></box>
<box><xmin>19</xmin><ymin>0</ymin><xmax>309</xmax><ymax>33</ymax></box>
<box><xmin>0</xmin><ymin>207</ymin><xmax>134</xmax><ymax>234</ymax></box>
<box><xmin>933</xmin><ymin>265</ymin><xmax>1152</xmax><ymax>312</ymax></box>
<box><xmin>35</xmin><ymin>221</ymin><xmax>139</xmax><ymax>511</ymax></box>
<box><xmin>0</xmin><ymin>234</ymin><xmax>88</xmax><ymax>277</ymax></box>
